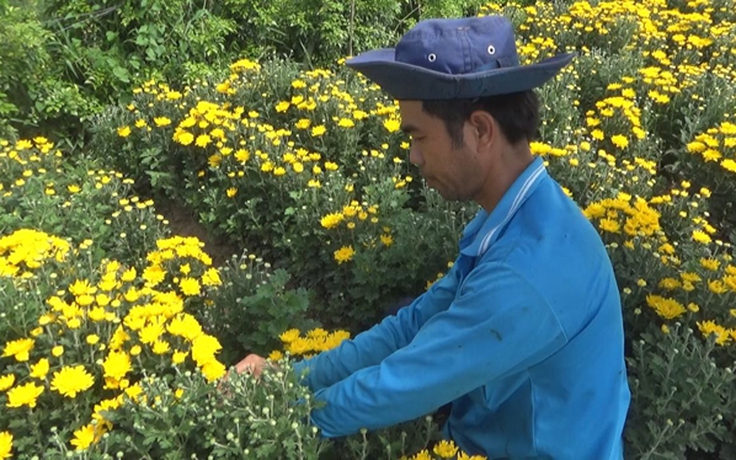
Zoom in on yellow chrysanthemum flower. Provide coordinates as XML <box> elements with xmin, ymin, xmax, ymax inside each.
<box><xmin>6</xmin><ymin>381</ymin><xmax>44</xmax><ymax>408</ymax></box>
<box><xmin>51</xmin><ymin>365</ymin><xmax>95</xmax><ymax>398</ymax></box>
<box><xmin>334</xmin><ymin>117</ymin><xmax>352</xmax><ymax>128</ymax></box>
<box><xmin>2</xmin><ymin>338</ymin><xmax>34</xmax><ymax>362</ymax></box>
<box><xmin>333</xmin><ymin>246</ymin><xmax>355</xmax><ymax>264</ymax></box>
<box><xmin>412</xmin><ymin>450</ymin><xmax>432</xmax><ymax>460</ymax></box>
<box><xmin>174</xmin><ymin>130</ymin><xmax>194</xmax><ymax>146</ymax></box>
<box><xmin>179</xmin><ymin>277</ymin><xmax>201</xmax><ymax>296</ymax></box>
<box><xmin>0</xmin><ymin>374</ymin><xmax>15</xmax><ymax>392</ymax></box>
<box><xmin>172</xmin><ymin>350</ymin><xmax>188</xmax><ymax>365</ymax></box>
<box><xmin>70</xmin><ymin>423</ymin><xmax>97</xmax><ymax>450</ymax></box>
<box><xmin>202</xmin><ymin>268</ymin><xmax>222</xmax><ymax>287</ymax></box>
<box><xmin>154</xmin><ymin>116</ymin><xmax>172</xmax><ymax>127</ymax></box>
<box><xmin>103</xmin><ymin>351</ymin><xmax>132</xmax><ymax>381</ymax></box>
<box><xmin>697</xmin><ymin>320</ymin><xmax>731</xmax><ymax>346</ymax></box>
<box><xmin>0</xmin><ymin>431</ymin><xmax>13</xmax><ymax>459</ymax></box>
<box><xmin>191</xmin><ymin>334</ymin><xmax>223</xmax><ymax>367</ymax></box>
<box><xmin>433</xmin><ymin>440</ymin><xmax>459</xmax><ymax>458</ymax></box>
<box><xmin>692</xmin><ymin>230</ymin><xmax>712</xmax><ymax>244</ymax></box>
<box><xmin>195</xmin><ymin>134</ymin><xmax>212</xmax><ymax>148</ymax></box>
<box><xmin>29</xmin><ymin>358</ymin><xmax>50</xmax><ymax>379</ymax></box>
<box><xmin>268</xmin><ymin>350</ymin><xmax>284</xmax><ymax>361</ymax></box>
<box><xmin>201</xmin><ymin>360</ymin><xmax>227</xmax><ymax>382</ymax></box>
<box><xmin>320</xmin><ymin>212</ymin><xmax>344</xmax><ymax>229</ymax></box>
<box><xmin>383</xmin><ymin>118</ymin><xmax>401</xmax><ymax>133</ymax></box>
<box><xmin>610</xmin><ymin>134</ymin><xmax>629</xmax><ymax>149</ymax></box>
<box><xmin>139</xmin><ymin>320</ymin><xmax>165</xmax><ymax>345</ymax></box>
<box><xmin>280</xmin><ymin>329</ymin><xmax>301</xmax><ymax>343</ymax></box>
<box><xmin>646</xmin><ymin>295</ymin><xmax>686</xmax><ymax>320</ymax></box>
<box><xmin>311</xmin><ymin>125</ymin><xmax>327</xmax><ymax>137</ymax></box>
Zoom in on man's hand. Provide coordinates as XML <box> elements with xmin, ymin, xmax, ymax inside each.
<box><xmin>233</xmin><ymin>353</ymin><xmax>269</xmax><ymax>378</ymax></box>
<box><xmin>217</xmin><ymin>354</ymin><xmax>281</xmax><ymax>396</ymax></box>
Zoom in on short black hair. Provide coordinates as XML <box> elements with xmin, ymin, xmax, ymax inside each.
<box><xmin>421</xmin><ymin>90</ymin><xmax>540</xmax><ymax>148</ymax></box>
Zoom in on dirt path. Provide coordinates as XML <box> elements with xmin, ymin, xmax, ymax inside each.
<box><xmin>154</xmin><ymin>195</ymin><xmax>239</xmax><ymax>267</ymax></box>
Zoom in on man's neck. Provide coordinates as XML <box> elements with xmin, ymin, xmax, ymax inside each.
<box><xmin>475</xmin><ymin>145</ymin><xmax>535</xmax><ymax>213</ymax></box>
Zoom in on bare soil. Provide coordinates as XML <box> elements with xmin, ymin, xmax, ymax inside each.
<box><xmin>154</xmin><ymin>195</ymin><xmax>239</xmax><ymax>267</ymax></box>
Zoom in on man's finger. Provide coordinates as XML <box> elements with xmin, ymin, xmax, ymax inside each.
<box><xmin>236</xmin><ymin>362</ymin><xmax>254</xmax><ymax>375</ymax></box>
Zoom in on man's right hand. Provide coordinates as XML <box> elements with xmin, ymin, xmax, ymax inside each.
<box><xmin>232</xmin><ymin>353</ymin><xmax>269</xmax><ymax>378</ymax></box>
<box><xmin>231</xmin><ymin>353</ymin><xmax>282</xmax><ymax>379</ymax></box>
<box><xmin>217</xmin><ymin>353</ymin><xmax>281</xmax><ymax>396</ymax></box>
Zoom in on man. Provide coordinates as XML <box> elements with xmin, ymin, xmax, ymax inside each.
<box><xmin>234</xmin><ymin>15</ymin><xmax>631</xmax><ymax>459</ymax></box>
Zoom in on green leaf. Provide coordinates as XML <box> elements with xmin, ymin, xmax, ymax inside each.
<box><xmin>112</xmin><ymin>66</ymin><xmax>130</xmax><ymax>83</ymax></box>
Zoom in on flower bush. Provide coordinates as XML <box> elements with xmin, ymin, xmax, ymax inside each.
<box><xmin>2</xmin><ymin>0</ymin><xmax>736</xmax><ymax>458</ymax></box>
<box><xmin>0</xmin><ymin>228</ymin><xmax>231</xmax><ymax>454</ymax></box>
<box><xmin>0</xmin><ymin>138</ymin><xmax>169</xmax><ymax>266</ymax></box>
<box><xmin>0</xmin><ymin>144</ymin><xmax>479</xmax><ymax>458</ymax></box>
<box><xmin>88</xmin><ymin>60</ymin><xmax>468</xmax><ymax>330</ymax></box>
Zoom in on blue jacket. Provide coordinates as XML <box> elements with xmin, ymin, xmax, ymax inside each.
<box><xmin>293</xmin><ymin>156</ymin><xmax>631</xmax><ymax>459</ymax></box>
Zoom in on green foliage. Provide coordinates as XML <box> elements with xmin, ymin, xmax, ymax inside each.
<box><xmin>81</xmin><ymin>0</ymin><xmax>736</xmax><ymax>455</ymax></box>
<box><xmin>321</xmin><ymin>414</ymin><xmax>446</xmax><ymax>460</ymax></box>
<box><xmin>221</xmin><ymin>0</ymin><xmax>401</xmax><ymax>65</ymax></box>
<box><xmin>0</xmin><ymin>139</ymin><xmax>333</xmax><ymax>457</ymax></box>
<box><xmin>42</xmin><ymin>0</ymin><xmax>238</xmax><ymax>91</ymax></box>
<box><xmin>0</xmin><ymin>2</ymin><xmax>93</xmax><ymax>142</ymax></box>
<box><xmin>85</xmin><ymin>60</ymin><xmax>471</xmax><ymax>332</ymax></box>
<box><xmin>414</xmin><ymin>0</ymin><xmax>487</xmax><ymax>18</ymax></box>
<box><xmin>199</xmin><ymin>252</ymin><xmax>319</xmax><ymax>366</ymax></box>
<box><xmin>625</xmin><ymin>323</ymin><xmax>736</xmax><ymax>459</ymax></box>
<box><xmin>300</xmin><ymin>178</ymin><xmax>471</xmax><ymax>330</ymax></box>
<box><xmin>1</xmin><ymin>0</ymin><xmax>494</xmax><ymax>146</ymax></box>
<box><xmin>0</xmin><ymin>0</ymin><xmax>239</xmax><ymax>144</ymax></box>
<box><xmin>218</xmin><ymin>0</ymin><xmax>493</xmax><ymax>66</ymax></box>
<box><xmin>0</xmin><ymin>140</ymin><xmax>169</xmax><ymax>266</ymax></box>
<box><xmin>81</xmin><ymin>367</ymin><xmax>326</xmax><ymax>459</ymax></box>
<box><xmin>3</xmin><ymin>0</ymin><xmax>736</xmax><ymax>457</ymax></box>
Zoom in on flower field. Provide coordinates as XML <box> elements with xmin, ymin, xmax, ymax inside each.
<box><xmin>2</xmin><ymin>0</ymin><xmax>736</xmax><ymax>458</ymax></box>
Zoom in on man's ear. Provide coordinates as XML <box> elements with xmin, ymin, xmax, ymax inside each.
<box><xmin>468</xmin><ymin>110</ymin><xmax>495</xmax><ymax>148</ymax></box>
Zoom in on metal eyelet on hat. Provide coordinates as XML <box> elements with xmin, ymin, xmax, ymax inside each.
<box><xmin>487</xmin><ymin>45</ymin><xmax>496</xmax><ymax>55</ymax></box>
<box><xmin>428</xmin><ymin>53</ymin><xmax>437</xmax><ymax>62</ymax></box>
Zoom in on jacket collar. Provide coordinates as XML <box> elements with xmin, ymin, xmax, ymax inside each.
<box><xmin>459</xmin><ymin>156</ymin><xmax>548</xmax><ymax>257</ymax></box>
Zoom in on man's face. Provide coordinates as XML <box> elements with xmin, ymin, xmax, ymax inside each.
<box><xmin>398</xmin><ymin>100</ymin><xmax>487</xmax><ymax>202</ymax></box>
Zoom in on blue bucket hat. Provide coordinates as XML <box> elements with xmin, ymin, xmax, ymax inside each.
<box><xmin>346</xmin><ymin>15</ymin><xmax>575</xmax><ymax>100</ymax></box>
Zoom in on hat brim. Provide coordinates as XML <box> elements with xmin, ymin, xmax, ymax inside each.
<box><xmin>346</xmin><ymin>48</ymin><xmax>575</xmax><ymax>100</ymax></box>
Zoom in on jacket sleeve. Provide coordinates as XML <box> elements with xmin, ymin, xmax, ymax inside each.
<box><xmin>291</xmin><ymin>261</ymin><xmax>462</xmax><ymax>392</ymax></box>
<box><xmin>305</xmin><ymin>262</ymin><xmax>569</xmax><ymax>438</ymax></box>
